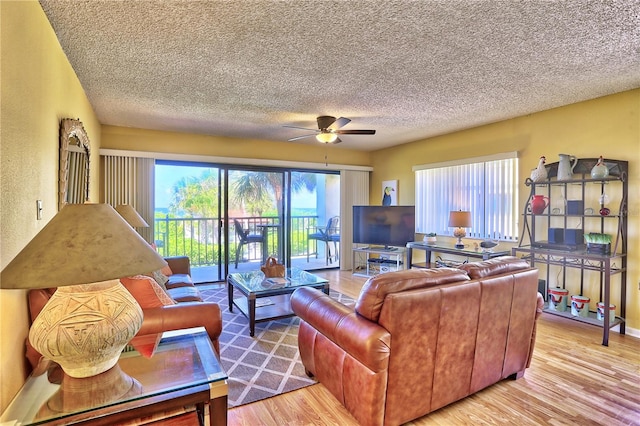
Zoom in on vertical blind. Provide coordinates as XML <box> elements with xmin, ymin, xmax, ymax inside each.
<box><xmin>414</xmin><ymin>154</ymin><xmax>519</xmax><ymax>241</ymax></box>
<box><xmin>340</xmin><ymin>170</ymin><xmax>370</xmax><ymax>270</ymax></box>
<box><xmin>102</xmin><ymin>155</ymin><xmax>155</xmax><ymax>244</ymax></box>
<box><xmin>67</xmin><ymin>148</ymin><xmax>89</xmax><ymax>204</ymax></box>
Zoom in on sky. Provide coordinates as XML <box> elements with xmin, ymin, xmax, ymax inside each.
<box><xmin>155</xmin><ymin>164</ymin><xmax>316</xmax><ymax>210</ymax></box>
<box><xmin>155</xmin><ymin>164</ymin><xmax>208</xmax><ymax>208</ymax></box>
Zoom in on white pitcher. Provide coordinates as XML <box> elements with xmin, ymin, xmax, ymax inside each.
<box><xmin>557</xmin><ymin>154</ymin><xmax>577</xmax><ymax>180</ymax></box>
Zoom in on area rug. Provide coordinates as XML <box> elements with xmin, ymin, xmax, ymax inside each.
<box><xmin>200</xmin><ymin>285</ymin><xmax>355</xmax><ymax>407</ymax></box>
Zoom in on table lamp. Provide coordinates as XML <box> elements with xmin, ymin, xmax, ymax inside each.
<box><xmin>115</xmin><ymin>204</ymin><xmax>149</xmax><ymax>228</ymax></box>
<box><xmin>0</xmin><ymin>203</ymin><xmax>167</xmax><ymax>378</ymax></box>
<box><xmin>449</xmin><ymin>210</ymin><xmax>472</xmax><ymax>249</ymax></box>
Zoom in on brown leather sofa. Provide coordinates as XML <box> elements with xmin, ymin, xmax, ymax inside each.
<box><xmin>290</xmin><ymin>256</ymin><xmax>543</xmax><ymax>426</ymax></box>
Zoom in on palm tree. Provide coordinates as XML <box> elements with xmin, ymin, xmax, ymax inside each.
<box><xmin>169</xmin><ymin>170</ymin><xmax>219</xmax><ymax>217</ymax></box>
<box><xmin>230</xmin><ymin>171</ymin><xmax>316</xmax><ymax>217</ymax></box>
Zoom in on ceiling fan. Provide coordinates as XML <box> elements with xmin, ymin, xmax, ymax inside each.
<box><xmin>284</xmin><ymin>116</ymin><xmax>376</xmax><ymax>144</ymax></box>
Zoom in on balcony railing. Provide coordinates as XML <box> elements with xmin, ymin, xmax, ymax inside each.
<box><xmin>153</xmin><ymin>215</ymin><xmax>319</xmax><ymax>268</ymax></box>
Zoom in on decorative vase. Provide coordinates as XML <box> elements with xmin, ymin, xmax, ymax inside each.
<box><xmin>591</xmin><ymin>156</ymin><xmax>609</xmax><ymax>179</ymax></box>
<box><xmin>530</xmin><ymin>195</ymin><xmax>549</xmax><ymax>215</ymax></box>
<box><xmin>557</xmin><ymin>154</ymin><xmax>577</xmax><ymax>180</ymax></box>
<box><xmin>29</xmin><ymin>279</ymin><xmax>143</xmax><ymax>378</ymax></box>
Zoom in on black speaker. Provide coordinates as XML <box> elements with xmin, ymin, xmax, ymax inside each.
<box><xmin>548</xmin><ymin>228</ymin><xmax>564</xmax><ymax>243</ymax></box>
<box><xmin>538</xmin><ymin>279</ymin><xmax>546</xmax><ymax>301</ymax></box>
<box><xmin>564</xmin><ymin>229</ymin><xmax>584</xmax><ymax>245</ymax></box>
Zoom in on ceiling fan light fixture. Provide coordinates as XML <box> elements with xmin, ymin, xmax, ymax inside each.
<box><xmin>316</xmin><ymin>132</ymin><xmax>338</xmax><ymax>144</ymax></box>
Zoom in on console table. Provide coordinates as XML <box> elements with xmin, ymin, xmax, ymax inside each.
<box><xmin>405</xmin><ymin>241</ymin><xmax>509</xmax><ymax>269</ymax></box>
<box><xmin>1</xmin><ymin>329</ymin><xmax>228</xmax><ymax>426</ymax></box>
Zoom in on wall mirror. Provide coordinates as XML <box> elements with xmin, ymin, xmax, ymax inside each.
<box><xmin>59</xmin><ymin>118</ymin><xmax>91</xmax><ymax>210</ymax></box>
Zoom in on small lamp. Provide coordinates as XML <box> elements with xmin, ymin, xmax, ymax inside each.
<box><xmin>449</xmin><ymin>210</ymin><xmax>472</xmax><ymax>249</ymax></box>
<box><xmin>316</xmin><ymin>132</ymin><xmax>338</xmax><ymax>144</ymax></box>
<box><xmin>115</xmin><ymin>204</ymin><xmax>149</xmax><ymax>228</ymax></box>
<box><xmin>0</xmin><ymin>204</ymin><xmax>167</xmax><ymax>378</ymax></box>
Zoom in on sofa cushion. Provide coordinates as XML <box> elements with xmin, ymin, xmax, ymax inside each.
<box><xmin>458</xmin><ymin>256</ymin><xmax>530</xmax><ymax>279</ymax></box>
<box><xmin>166</xmin><ymin>273</ymin><xmax>194</xmax><ymax>289</ymax></box>
<box><xmin>120</xmin><ymin>275</ymin><xmax>176</xmax><ymax>308</ymax></box>
<box><xmin>356</xmin><ymin>268</ymin><xmax>470</xmax><ymax>322</ymax></box>
<box><xmin>167</xmin><ymin>286</ymin><xmax>203</xmax><ymax>302</ymax></box>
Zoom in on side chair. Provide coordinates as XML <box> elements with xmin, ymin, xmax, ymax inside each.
<box><xmin>307</xmin><ymin>216</ymin><xmax>340</xmax><ymax>265</ymax></box>
<box><xmin>233</xmin><ymin>219</ymin><xmax>265</xmax><ymax>267</ymax></box>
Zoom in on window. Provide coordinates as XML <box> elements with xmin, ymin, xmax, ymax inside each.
<box><xmin>414</xmin><ymin>153</ymin><xmax>519</xmax><ymax>241</ymax></box>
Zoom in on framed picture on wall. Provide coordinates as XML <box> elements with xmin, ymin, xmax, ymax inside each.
<box><xmin>381</xmin><ymin>180</ymin><xmax>397</xmax><ymax>206</ymax></box>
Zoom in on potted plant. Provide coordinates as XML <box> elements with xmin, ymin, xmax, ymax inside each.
<box><xmin>424</xmin><ymin>233</ymin><xmax>437</xmax><ymax>244</ymax></box>
<box><xmin>584</xmin><ymin>233</ymin><xmax>611</xmax><ymax>254</ymax></box>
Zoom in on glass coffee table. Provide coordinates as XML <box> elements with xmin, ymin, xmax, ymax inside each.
<box><xmin>227</xmin><ymin>268</ymin><xmax>329</xmax><ymax>336</ymax></box>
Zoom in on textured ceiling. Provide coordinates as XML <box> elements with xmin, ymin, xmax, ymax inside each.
<box><xmin>39</xmin><ymin>0</ymin><xmax>640</xmax><ymax>151</ymax></box>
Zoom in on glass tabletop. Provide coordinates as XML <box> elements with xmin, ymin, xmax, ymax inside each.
<box><xmin>407</xmin><ymin>240</ymin><xmax>510</xmax><ymax>256</ymax></box>
<box><xmin>228</xmin><ymin>267</ymin><xmax>328</xmax><ymax>295</ymax></box>
<box><xmin>1</xmin><ymin>329</ymin><xmax>227</xmax><ymax>425</ymax></box>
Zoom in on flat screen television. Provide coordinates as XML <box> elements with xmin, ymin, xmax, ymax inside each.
<box><xmin>352</xmin><ymin>205</ymin><xmax>415</xmax><ymax>249</ymax></box>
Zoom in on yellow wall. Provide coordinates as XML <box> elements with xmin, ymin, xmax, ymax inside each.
<box><xmin>100</xmin><ymin>125</ymin><xmax>371</xmax><ymax>167</ymax></box>
<box><xmin>369</xmin><ymin>89</ymin><xmax>640</xmax><ymax>333</ymax></box>
<box><xmin>2</xmin><ymin>0</ymin><xmax>639</xmax><ymax>415</ymax></box>
<box><xmin>0</xmin><ymin>1</ymin><xmax>101</xmax><ymax>410</ymax></box>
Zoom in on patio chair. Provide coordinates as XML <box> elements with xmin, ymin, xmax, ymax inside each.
<box><xmin>234</xmin><ymin>219</ymin><xmax>265</xmax><ymax>267</ymax></box>
<box><xmin>307</xmin><ymin>216</ymin><xmax>340</xmax><ymax>265</ymax></box>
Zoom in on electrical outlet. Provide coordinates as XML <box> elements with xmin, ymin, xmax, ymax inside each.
<box><xmin>36</xmin><ymin>200</ymin><xmax>43</xmax><ymax>220</ymax></box>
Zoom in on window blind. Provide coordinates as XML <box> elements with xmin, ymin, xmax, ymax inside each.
<box><xmin>415</xmin><ymin>155</ymin><xmax>519</xmax><ymax>241</ymax></box>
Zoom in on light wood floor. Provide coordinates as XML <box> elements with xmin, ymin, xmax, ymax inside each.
<box><xmin>227</xmin><ymin>270</ymin><xmax>640</xmax><ymax>425</ymax></box>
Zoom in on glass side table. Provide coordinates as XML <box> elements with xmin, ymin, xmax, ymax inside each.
<box><xmin>1</xmin><ymin>328</ymin><xmax>228</xmax><ymax>425</ymax></box>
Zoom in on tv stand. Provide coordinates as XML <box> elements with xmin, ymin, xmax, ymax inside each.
<box><xmin>352</xmin><ymin>246</ymin><xmax>406</xmax><ymax>278</ymax></box>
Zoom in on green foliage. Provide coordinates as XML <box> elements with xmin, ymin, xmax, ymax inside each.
<box><xmin>158</xmin><ymin>169</ymin><xmax>321</xmax><ymax>266</ymax></box>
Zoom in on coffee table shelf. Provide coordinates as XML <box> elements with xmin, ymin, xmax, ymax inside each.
<box><xmin>227</xmin><ymin>268</ymin><xmax>329</xmax><ymax>336</ymax></box>
<box><xmin>232</xmin><ymin>294</ymin><xmax>295</xmax><ymax>324</ymax></box>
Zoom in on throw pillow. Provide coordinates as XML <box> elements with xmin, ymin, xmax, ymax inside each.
<box><xmin>151</xmin><ymin>270</ymin><xmax>170</xmax><ymax>289</ymax></box>
<box><xmin>160</xmin><ymin>264</ymin><xmax>173</xmax><ymax>276</ymax></box>
<box><xmin>149</xmin><ymin>242</ymin><xmax>173</xmax><ymax>276</ymax></box>
<box><xmin>120</xmin><ymin>275</ymin><xmax>175</xmax><ymax>308</ymax></box>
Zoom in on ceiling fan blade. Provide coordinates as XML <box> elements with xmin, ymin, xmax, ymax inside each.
<box><xmin>328</xmin><ymin>117</ymin><xmax>351</xmax><ymax>130</ymax></box>
<box><xmin>332</xmin><ymin>137</ymin><xmax>343</xmax><ymax>144</ymax></box>
<box><xmin>283</xmin><ymin>125</ymin><xmax>319</xmax><ymax>132</ymax></box>
<box><xmin>336</xmin><ymin>129</ymin><xmax>376</xmax><ymax>135</ymax></box>
<box><xmin>287</xmin><ymin>134</ymin><xmax>317</xmax><ymax>141</ymax></box>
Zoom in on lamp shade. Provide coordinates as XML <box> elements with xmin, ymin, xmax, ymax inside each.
<box><xmin>115</xmin><ymin>204</ymin><xmax>149</xmax><ymax>227</ymax></box>
<box><xmin>316</xmin><ymin>132</ymin><xmax>338</xmax><ymax>143</ymax></box>
<box><xmin>0</xmin><ymin>203</ymin><xmax>166</xmax><ymax>289</ymax></box>
<box><xmin>449</xmin><ymin>211</ymin><xmax>472</xmax><ymax>228</ymax></box>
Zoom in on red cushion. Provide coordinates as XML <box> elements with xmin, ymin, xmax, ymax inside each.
<box><xmin>120</xmin><ymin>275</ymin><xmax>176</xmax><ymax>308</ymax></box>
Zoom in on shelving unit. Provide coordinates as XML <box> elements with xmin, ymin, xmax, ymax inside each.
<box><xmin>512</xmin><ymin>158</ymin><xmax>628</xmax><ymax>346</ymax></box>
<box><xmin>352</xmin><ymin>246</ymin><xmax>405</xmax><ymax>278</ymax></box>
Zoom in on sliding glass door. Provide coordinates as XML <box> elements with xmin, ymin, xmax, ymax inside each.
<box><xmin>154</xmin><ymin>161</ymin><xmax>340</xmax><ymax>283</ymax></box>
<box><xmin>226</xmin><ymin>167</ymin><xmax>285</xmax><ymax>275</ymax></box>
<box><xmin>290</xmin><ymin>171</ymin><xmax>341</xmax><ymax>271</ymax></box>
<box><xmin>155</xmin><ymin>162</ymin><xmax>224</xmax><ymax>283</ymax></box>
